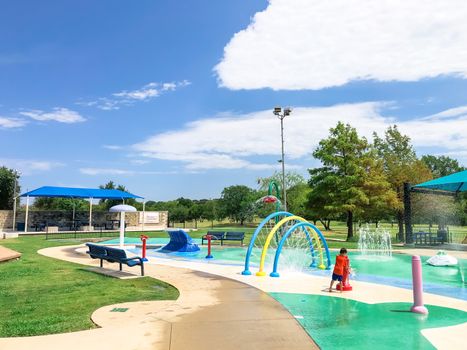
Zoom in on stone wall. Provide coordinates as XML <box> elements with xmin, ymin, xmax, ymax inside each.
<box><xmin>0</xmin><ymin>210</ymin><xmax>13</xmax><ymax>229</ymax></box>
<box><xmin>0</xmin><ymin>210</ymin><xmax>168</xmax><ymax>231</ymax></box>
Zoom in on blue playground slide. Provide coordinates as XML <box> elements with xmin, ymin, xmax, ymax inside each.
<box><xmin>160</xmin><ymin>229</ymin><xmax>200</xmax><ymax>252</ymax></box>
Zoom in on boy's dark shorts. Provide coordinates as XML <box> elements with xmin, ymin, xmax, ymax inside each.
<box><xmin>332</xmin><ymin>273</ymin><xmax>343</xmax><ymax>282</ymax></box>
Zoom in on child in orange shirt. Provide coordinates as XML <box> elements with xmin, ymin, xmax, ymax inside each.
<box><xmin>329</xmin><ymin>247</ymin><xmax>349</xmax><ymax>292</ymax></box>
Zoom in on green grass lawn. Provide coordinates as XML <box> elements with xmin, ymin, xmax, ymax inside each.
<box><xmin>0</xmin><ymin>236</ymin><xmax>179</xmax><ymax>337</ymax></box>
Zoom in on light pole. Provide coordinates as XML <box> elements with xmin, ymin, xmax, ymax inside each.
<box><xmin>273</xmin><ymin>106</ymin><xmax>292</xmax><ymax>212</ymax></box>
<box><xmin>12</xmin><ymin>170</ymin><xmax>19</xmax><ymax>232</ymax></box>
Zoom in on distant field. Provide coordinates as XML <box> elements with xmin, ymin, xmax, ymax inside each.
<box><xmin>172</xmin><ymin>218</ymin><xmax>467</xmax><ymax>244</ymax></box>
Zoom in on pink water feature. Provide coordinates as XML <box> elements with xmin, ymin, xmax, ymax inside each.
<box><xmin>410</xmin><ymin>255</ymin><xmax>428</xmax><ymax>315</ymax></box>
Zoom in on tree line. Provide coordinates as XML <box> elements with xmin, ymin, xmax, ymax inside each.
<box><xmin>0</xmin><ymin>122</ymin><xmax>465</xmax><ymax>240</ymax></box>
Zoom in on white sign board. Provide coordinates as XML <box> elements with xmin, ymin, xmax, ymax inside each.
<box><xmin>139</xmin><ymin>211</ymin><xmax>160</xmax><ymax>224</ymax></box>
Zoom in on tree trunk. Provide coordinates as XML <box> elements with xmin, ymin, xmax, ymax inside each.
<box><xmin>346</xmin><ymin>211</ymin><xmax>354</xmax><ymax>241</ymax></box>
<box><xmin>397</xmin><ymin>211</ymin><xmax>404</xmax><ymax>242</ymax></box>
<box><xmin>319</xmin><ymin>219</ymin><xmax>331</xmax><ymax>231</ymax></box>
<box><xmin>326</xmin><ymin>219</ymin><xmax>331</xmax><ymax>231</ymax></box>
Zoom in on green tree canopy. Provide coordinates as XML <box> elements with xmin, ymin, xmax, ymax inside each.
<box><xmin>373</xmin><ymin>125</ymin><xmax>432</xmax><ymax>239</ymax></box>
<box><xmin>421</xmin><ymin>155</ymin><xmax>464</xmax><ymax>178</ymax></box>
<box><xmin>33</xmin><ymin>197</ymin><xmax>89</xmax><ymax>211</ymax></box>
<box><xmin>257</xmin><ymin>171</ymin><xmax>307</xmax><ymax>213</ymax></box>
<box><xmin>98</xmin><ymin>181</ymin><xmax>139</xmax><ymax>210</ymax></box>
<box><xmin>219</xmin><ymin>185</ymin><xmax>256</xmax><ymax>225</ymax></box>
<box><xmin>309</xmin><ymin>122</ymin><xmax>397</xmax><ymax>240</ymax></box>
<box><xmin>201</xmin><ymin>199</ymin><xmax>221</xmax><ymax>228</ymax></box>
<box><xmin>0</xmin><ymin>167</ymin><xmax>20</xmax><ymax>210</ymax></box>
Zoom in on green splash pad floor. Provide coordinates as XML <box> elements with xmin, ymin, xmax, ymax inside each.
<box><xmin>270</xmin><ymin>293</ymin><xmax>467</xmax><ymax>350</ymax></box>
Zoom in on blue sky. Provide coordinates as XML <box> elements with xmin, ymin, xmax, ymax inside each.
<box><xmin>1</xmin><ymin>0</ymin><xmax>467</xmax><ymax>201</ymax></box>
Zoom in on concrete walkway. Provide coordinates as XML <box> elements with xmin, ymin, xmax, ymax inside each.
<box><xmin>0</xmin><ymin>245</ymin><xmax>317</xmax><ymax>350</ymax></box>
<box><xmin>2</xmin><ymin>244</ymin><xmax>466</xmax><ymax>350</ymax></box>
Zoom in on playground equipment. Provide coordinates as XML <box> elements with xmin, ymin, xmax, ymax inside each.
<box><xmin>161</xmin><ymin>229</ymin><xmax>200</xmax><ymax>252</ymax></box>
<box><xmin>242</xmin><ymin>211</ymin><xmax>331</xmax><ymax>277</ymax></box>
<box><xmin>358</xmin><ymin>225</ymin><xmax>392</xmax><ymax>257</ymax></box>
<box><xmin>205</xmin><ymin>234</ymin><xmax>214</xmax><ymax>259</ymax></box>
<box><xmin>427</xmin><ymin>251</ymin><xmax>458</xmax><ymax>266</ymax></box>
<box><xmin>336</xmin><ymin>266</ymin><xmax>353</xmax><ymax>291</ymax></box>
<box><xmin>140</xmin><ymin>235</ymin><xmax>149</xmax><ymax>261</ymax></box>
<box><xmin>109</xmin><ymin>204</ymin><xmax>137</xmax><ymax>248</ymax></box>
<box><xmin>411</xmin><ymin>255</ymin><xmax>429</xmax><ymax>314</ymax></box>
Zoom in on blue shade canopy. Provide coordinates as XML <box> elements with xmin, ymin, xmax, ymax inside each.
<box><xmin>21</xmin><ymin>186</ymin><xmax>143</xmax><ymax>199</ymax></box>
<box><xmin>414</xmin><ymin>170</ymin><xmax>467</xmax><ymax>192</ymax></box>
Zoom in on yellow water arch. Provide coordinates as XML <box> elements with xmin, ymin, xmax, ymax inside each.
<box><xmin>256</xmin><ymin>215</ymin><xmax>324</xmax><ymax>276</ymax></box>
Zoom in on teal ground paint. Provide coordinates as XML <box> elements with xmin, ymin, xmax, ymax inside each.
<box><xmin>102</xmin><ymin>238</ymin><xmax>466</xmax><ymax>298</ymax></box>
<box><xmin>270</xmin><ymin>293</ymin><xmax>467</xmax><ymax>350</ymax></box>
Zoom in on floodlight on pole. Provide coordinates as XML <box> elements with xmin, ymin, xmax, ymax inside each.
<box><xmin>273</xmin><ymin>106</ymin><xmax>292</xmax><ymax>212</ymax></box>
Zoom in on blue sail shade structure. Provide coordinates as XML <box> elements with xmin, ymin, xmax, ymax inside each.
<box><xmin>413</xmin><ymin>170</ymin><xmax>467</xmax><ymax>193</ymax></box>
<box><xmin>19</xmin><ymin>186</ymin><xmax>144</xmax><ymax>233</ymax></box>
<box><xmin>21</xmin><ymin>186</ymin><xmax>143</xmax><ymax>199</ymax></box>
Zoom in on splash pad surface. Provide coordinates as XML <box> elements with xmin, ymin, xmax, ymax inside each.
<box><xmin>270</xmin><ymin>293</ymin><xmax>467</xmax><ymax>350</ymax></box>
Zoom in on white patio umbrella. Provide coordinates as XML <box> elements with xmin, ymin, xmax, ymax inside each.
<box><xmin>109</xmin><ymin>204</ymin><xmax>137</xmax><ymax>248</ymax></box>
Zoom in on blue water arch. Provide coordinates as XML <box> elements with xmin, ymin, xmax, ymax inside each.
<box><xmin>242</xmin><ymin>211</ymin><xmax>293</xmax><ymax>275</ymax></box>
<box><xmin>270</xmin><ymin>221</ymin><xmax>331</xmax><ymax>277</ymax></box>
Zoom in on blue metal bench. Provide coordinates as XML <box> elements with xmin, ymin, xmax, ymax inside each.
<box><xmin>201</xmin><ymin>231</ymin><xmax>225</xmax><ymax>245</ymax></box>
<box><xmin>222</xmin><ymin>231</ymin><xmax>245</xmax><ymax>246</ymax></box>
<box><xmin>85</xmin><ymin>243</ymin><xmax>145</xmax><ymax>276</ymax></box>
<box><xmin>86</xmin><ymin>243</ymin><xmax>107</xmax><ymax>267</ymax></box>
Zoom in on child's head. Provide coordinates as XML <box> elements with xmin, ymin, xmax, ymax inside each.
<box><xmin>339</xmin><ymin>247</ymin><xmax>347</xmax><ymax>255</ymax></box>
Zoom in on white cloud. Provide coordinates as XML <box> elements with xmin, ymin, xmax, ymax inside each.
<box><xmin>0</xmin><ymin>158</ymin><xmax>64</xmax><ymax>175</ymax></box>
<box><xmin>113</xmin><ymin>82</ymin><xmax>159</xmax><ymax>101</ymax></box>
<box><xmin>130</xmin><ymin>159</ymin><xmax>151</xmax><ymax>165</ymax></box>
<box><xmin>215</xmin><ymin>0</ymin><xmax>467</xmax><ymax>90</ymax></box>
<box><xmin>0</xmin><ymin>117</ymin><xmax>27</xmax><ymax>128</ymax></box>
<box><xmin>80</xmin><ymin>80</ymin><xmax>190</xmax><ymax>110</ymax></box>
<box><xmin>133</xmin><ymin>103</ymin><xmax>467</xmax><ymax>170</ymax></box>
<box><xmin>20</xmin><ymin>107</ymin><xmax>86</xmax><ymax>123</ymax></box>
<box><xmin>103</xmin><ymin>144</ymin><xmax>123</xmax><ymax>150</ymax></box>
<box><xmin>80</xmin><ymin>168</ymin><xmax>134</xmax><ymax>176</ymax></box>
<box><xmin>422</xmin><ymin>106</ymin><xmax>467</xmax><ymax>120</ymax></box>
<box><xmin>79</xmin><ymin>168</ymin><xmax>177</xmax><ymax>176</ymax></box>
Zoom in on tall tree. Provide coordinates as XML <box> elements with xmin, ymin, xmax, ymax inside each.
<box><xmin>309</xmin><ymin>122</ymin><xmax>397</xmax><ymax>240</ymax></box>
<box><xmin>33</xmin><ymin>197</ymin><xmax>89</xmax><ymax>211</ymax></box>
<box><xmin>257</xmin><ymin>171</ymin><xmax>307</xmax><ymax>212</ymax></box>
<box><xmin>202</xmin><ymin>199</ymin><xmax>221</xmax><ymax>228</ymax></box>
<box><xmin>373</xmin><ymin>126</ymin><xmax>432</xmax><ymax>240</ymax></box>
<box><xmin>98</xmin><ymin>181</ymin><xmax>138</xmax><ymax>209</ymax></box>
<box><xmin>220</xmin><ymin>185</ymin><xmax>255</xmax><ymax>225</ymax></box>
<box><xmin>0</xmin><ymin>167</ymin><xmax>20</xmax><ymax>210</ymax></box>
<box><xmin>421</xmin><ymin>155</ymin><xmax>464</xmax><ymax>178</ymax></box>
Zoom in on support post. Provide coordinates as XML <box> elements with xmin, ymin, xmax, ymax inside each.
<box><xmin>280</xmin><ymin>117</ymin><xmax>287</xmax><ymax>212</ymax></box>
<box><xmin>24</xmin><ymin>195</ymin><xmax>30</xmax><ymax>233</ymax></box>
<box><xmin>205</xmin><ymin>234</ymin><xmax>213</xmax><ymax>259</ymax></box>
<box><xmin>12</xmin><ymin>172</ymin><xmax>18</xmax><ymax>231</ymax></box>
<box><xmin>119</xmin><ymin>211</ymin><xmax>125</xmax><ymax>248</ymax></box>
<box><xmin>12</xmin><ymin>196</ymin><xmax>17</xmax><ymax>231</ymax></box>
<box><xmin>404</xmin><ymin>182</ymin><xmax>413</xmax><ymax>243</ymax></box>
<box><xmin>140</xmin><ymin>235</ymin><xmax>148</xmax><ymax>261</ymax></box>
<box><xmin>89</xmin><ymin>197</ymin><xmax>93</xmax><ymax>229</ymax></box>
<box><xmin>142</xmin><ymin>201</ymin><xmax>146</xmax><ymax>232</ymax></box>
